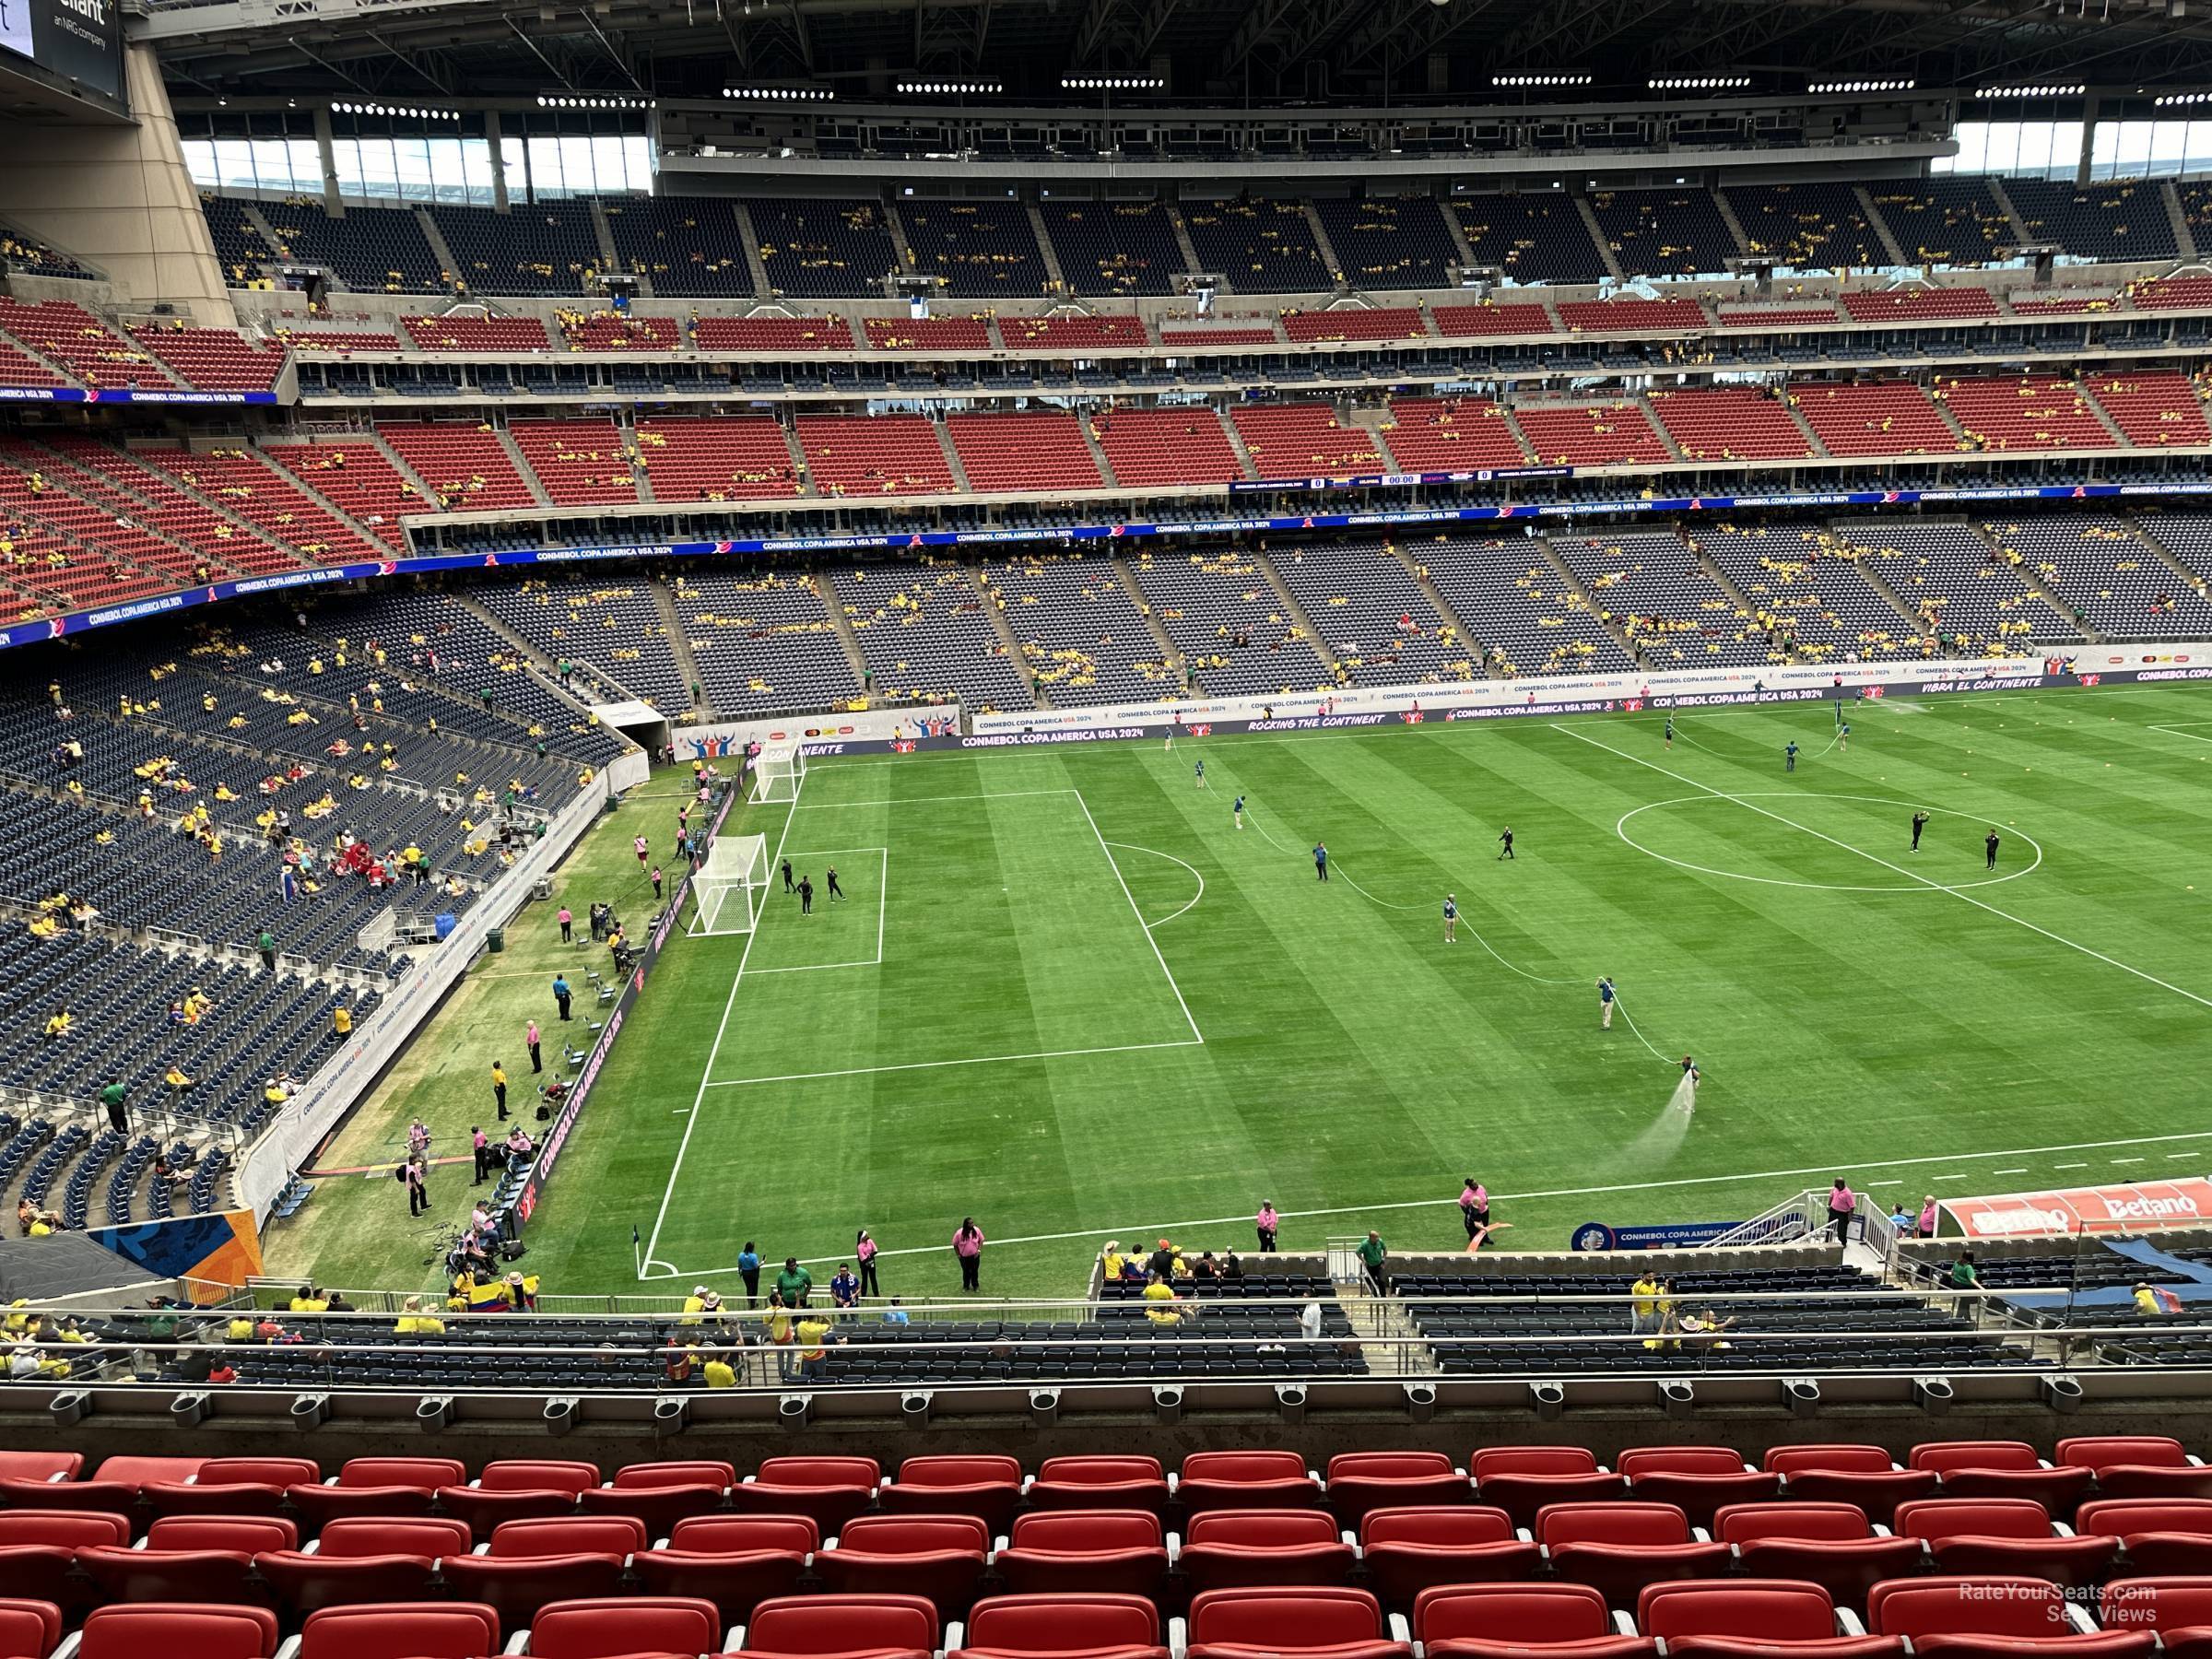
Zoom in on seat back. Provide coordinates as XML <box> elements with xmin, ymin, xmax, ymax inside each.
<box><xmin>1034</xmin><ymin>1457</ymin><xmax>1163</xmax><ymax>1487</ymax></box>
<box><xmin>335</xmin><ymin>1458</ymin><xmax>465</xmax><ymax>1490</ymax></box>
<box><xmin>891</xmin><ymin>1456</ymin><xmax>1020</xmax><ymax>1490</ymax></box>
<box><xmin>486</xmin><ymin>1515</ymin><xmax>646</xmax><ymax>1558</ymax></box>
<box><xmin>668</xmin><ymin>1514</ymin><xmax>820</xmax><ymax>1555</ymax></box>
<box><xmin>743</xmin><ymin>1593</ymin><xmax>938</xmax><ymax>1654</ymax></box>
<box><xmin>478</xmin><ymin>1461</ymin><xmax>601</xmax><ymax>1496</ymax></box>
<box><xmin>2102</xmin><ymin>1579</ymin><xmax>2212</xmax><ymax>1635</ymax></box>
<box><xmin>1188</xmin><ymin>1586</ymin><xmax>1386</xmax><ymax>1650</ymax></box>
<box><xmin>617</xmin><ymin>1461</ymin><xmax>736</xmax><ymax>1490</ymax></box>
<box><xmin>1006</xmin><ymin>1511</ymin><xmax>1163</xmax><ymax>1552</ymax></box>
<box><xmin>0</xmin><ymin>1512</ymin><xmax>129</xmax><ymax>1547</ymax></box>
<box><xmin>1912</xmin><ymin>1442</ymin><xmax>2042</xmax><ymax>1475</ymax></box>
<box><xmin>1639</xmin><ymin>1580</ymin><xmax>1840</xmax><ymax>1641</ymax></box>
<box><xmin>0</xmin><ymin>1598</ymin><xmax>58</xmax><ymax>1659</ymax></box>
<box><xmin>1895</xmin><ymin>1499</ymin><xmax>2054</xmax><ymax>1543</ymax></box>
<box><xmin>147</xmin><ymin>1515</ymin><xmax>298</xmax><ymax>1552</ymax></box>
<box><xmin>1712</xmin><ymin>1503</ymin><xmax>1875</xmax><ymax>1545</ymax></box>
<box><xmin>1763</xmin><ymin>1446</ymin><xmax>1894</xmax><ymax>1476</ymax></box>
<box><xmin>298</xmin><ymin>1601</ymin><xmax>500</xmax><ymax>1659</ymax></box>
<box><xmin>833</xmin><ymin>1515</ymin><xmax>986</xmax><ymax>1556</ymax></box>
<box><xmin>2060</xmin><ymin>1439</ymin><xmax>2189</xmax><ymax>1473</ymax></box>
<box><xmin>1416</xmin><ymin>1583</ymin><xmax>1614</xmax><ymax>1644</ymax></box>
<box><xmin>78</xmin><ymin>1604</ymin><xmax>278</xmax><ymax>1659</ymax></box>
<box><xmin>1328</xmin><ymin>1453</ymin><xmax>1456</xmax><ymax>1481</ymax></box>
<box><xmin>1868</xmin><ymin>1576</ymin><xmax>2066</xmax><ymax>1638</ymax></box>
<box><xmin>1474</xmin><ymin>1447</ymin><xmax>1599</xmax><ymax>1478</ymax></box>
<box><xmin>527</xmin><ymin>1595</ymin><xmax>718</xmax><ymax>1659</ymax></box>
<box><xmin>314</xmin><ymin>1516</ymin><xmax>472</xmax><ymax>1559</ymax></box>
<box><xmin>1360</xmin><ymin>1506</ymin><xmax>1516</xmax><ymax>1548</ymax></box>
<box><xmin>1618</xmin><ymin>1449</ymin><xmax>1747</xmax><ymax>1477</ymax></box>
<box><xmin>198</xmin><ymin>1458</ymin><xmax>323</xmax><ymax>1488</ymax></box>
<box><xmin>965</xmin><ymin>1593</ymin><xmax>1160</xmax><ymax>1653</ymax></box>
<box><xmin>0</xmin><ymin>1455</ymin><xmax>78</xmax><ymax>1483</ymax></box>
<box><xmin>1182</xmin><ymin>1452</ymin><xmax>1312</xmax><ymax>1487</ymax></box>
<box><xmin>1186</xmin><ymin>1511</ymin><xmax>1340</xmax><ymax>1548</ymax></box>
<box><xmin>2077</xmin><ymin>1500</ymin><xmax>2212</xmax><ymax>1541</ymax></box>
<box><xmin>754</xmin><ymin>1457</ymin><xmax>882</xmax><ymax>1490</ymax></box>
<box><xmin>1538</xmin><ymin>1501</ymin><xmax>1693</xmax><ymax>1548</ymax></box>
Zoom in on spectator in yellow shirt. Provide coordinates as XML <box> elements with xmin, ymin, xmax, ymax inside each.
<box><xmin>394</xmin><ymin>1295</ymin><xmax>446</xmax><ymax>1335</ymax></box>
<box><xmin>41</xmin><ymin>1008</ymin><xmax>70</xmax><ymax>1040</ymax></box>
<box><xmin>333</xmin><ymin>1004</ymin><xmax>353</xmax><ymax>1038</ymax></box>
<box><xmin>702</xmin><ymin>1351</ymin><xmax>738</xmax><ymax>1388</ymax></box>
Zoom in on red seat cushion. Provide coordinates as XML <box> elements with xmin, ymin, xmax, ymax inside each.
<box><xmin>297</xmin><ymin>1602</ymin><xmax>500</xmax><ymax>1659</ymax></box>
<box><xmin>526</xmin><ymin>1595</ymin><xmax>720</xmax><ymax>1659</ymax></box>
<box><xmin>959</xmin><ymin>1592</ymin><xmax>1167</xmax><ymax>1659</ymax></box>
<box><xmin>78</xmin><ymin>1603</ymin><xmax>278</xmax><ymax>1659</ymax></box>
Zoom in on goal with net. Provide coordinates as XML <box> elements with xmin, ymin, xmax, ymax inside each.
<box><xmin>751</xmin><ymin>739</ymin><xmax>806</xmax><ymax>804</ymax></box>
<box><xmin>690</xmin><ymin>832</ymin><xmax>770</xmax><ymax>936</ymax></box>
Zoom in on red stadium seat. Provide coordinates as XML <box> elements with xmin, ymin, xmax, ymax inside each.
<box><xmin>296</xmin><ymin>1602</ymin><xmax>500</xmax><ymax>1659</ymax></box>
<box><xmin>1416</xmin><ymin>1583</ymin><xmax>1653</xmax><ymax>1659</ymax></box>
<box><xmin>1618</xmin><ymin>1450</ymin><xmax>1782</xmax><ymax>1529</ymax></box>
<box><xmin>1764</xmin><ymin>1449</ymin><xmax>1898</xmax><ymax>1476</ymax></box>
<box><xmin>75</xmin><ymin>1542</ymin><xmax>267</xmax><ymax>1608</ymax></box>
<box><xmin>87</xmin><ymin>1457</ymin><xmax>205</xmax><ymax>1488</ymax></box>
<box><xmin>633</xmin><ymin>1513</ymin><xmax>817</xmax><ymax>1621</ymax></box>
<box><xmin>254</xmin><ymin>1516</ymin><xmax>468</xmax><ymax>1617</ymax></box>
<box><xmin>992</xmin><ymin>1509</ymin><xmax>1170</xmax><ymax>1600</ymax></box>
<box><xmin>956</xmin><ymin>1593</ymin><xmax>1170</xmax><ymax>1659</ymax></box>
<box><xmin>815</xmin><ymin>1514</ymin><xmax>989</xmax><ymax>1616</ymax></box>
<box><xmin>0</xmin><ymin>1598</ymin><xmax>58</xmax><ymax>1659</ymax></box>
<box><xmin>1912</xmin><ymin>1444</ymin><xmax>2093</xmax><ymax>1511</ymax></box>
<box><xmin>0</xmin><ymin>1479</ymin><xmax>138</xmax><ymax>1519</ymax></box>
<box><xmin>1866</xmin><ymin>1576</ymin><xmax>2156</xmax><ymax>1656</ymax></box>
<box><xmin>0</xmin><ymin>1511</ymin><xmax>130</xmax><ymax>1546</ymax></box>
<box><xmin>1359</xmin><ymin>1505</ymin><xmax>1541</xmax><ymax>1608</ymax></box>
<box><xmin>441</xmin><ymin>1516</ymin><xmax>643</xmax><ymax>1627</ymax></box>
<box><xmin>144</xmin><ymin>1457</ymin><xmax>321</xmax><ymax>1521</ymax></box>
<box><xmin>2077</xmin><ymin>1500</ymin><xmax>2212</xmax><ymax>1574</ymax></box>
<box><xmin>288</xmin><ymin>1458</ymin><xmax>463</xmax><ymax>1527</ymax></box>
<box><xmin>0</xmin><ymin>1511</ymin><xmax>129</xmax><ymax>1609</ymax></box>
<box><xmin>579</xmin><ymin>1479</ymin><xmax>730</xmax><ymax>1535</ymax></box>
<box><xmin>1895</xmin><ymin>1498</ymin><xmax>2118</xmax><ymax>1586</ymax></box>
<box><xmin>76</xmin><ymin>1603</ymin><xmax>279</xmax><ymax>1659</ymax></box>
<box><xmin>2100</xmin><ymin>1578</ymin><xmax>2212</xmax><ymax>1659</ymax></box>
<box><xmin>0</xmin><ymin>1455</ymin><xmax>78</xmax><ymax>1484</ymax></box>
<box><xmin>1180</xmin><ymin>1509</ymin><xmax>1356</xmax><ymax>1595</ymax></box>
<box><xmin>438</xmin><ymin>1461</ymin><xmax>600</xmax><ymax>1538</ymax></box>
<box><xmin>1713</xmin><ymin>1502</ymin><xmax>1923</xmax><ymax>1610</ymax></box>
<box><xmin>525</xmin><ymin>1595</ymin><xmax>721</xmax><ymax>1659</ymax></box>
<box><xmin>1475</xmin><ymin>1449</ymin><xmax>1629</xmax><ymax>1527</ymax></box>
<box><xmin>616</xmin><ymin>1461</ymin><xmax>738</xmax><ymax>1489</ymax></box>
<box><xmin>1324</xmin><ymin>1453</ymin><xmax>1468</xmax><ymax>1526</ymax></box>
<box><xmin>1027</xmin><ymin>1457</ymin><xmax>1171</xmax><ymax>1515</ymax></box>
<box><xmin>1764</xmin><ymin>1449</ymin><xmax>1935</xmax><ymax>1524</ymax></box>
<box><xmin>1638</xmin><ymin>1579</ymin><xmax>1904</xmax><ymax>1658</ymax></box>
<box><xmin>1186</xmin><ymin>1586</ymin><xmax>1410</xmax><ymax>1659</ymax></box>
<box><xmin>145</xmin><ymin>1515</ymin><xmax>298</xmax><ymax>1552</ymax></box>
<box><xmin>733</xmin><ymin>1458</ymin><xmax>880</xmax><ymax>1532</ymax></box>
<box><xmin>1538</xmin><ymin>1502</ymin><xmax>1731</xmax><ymax>1602</ymax></box>
<box><xmin>2059</xmin><ymin>1440</ymin><xmax>2212</xmax><ymax>1501</ymax></box>
<box><xmin>1180</xmin><ymin>1452</ymin><xmax>1322</xmax><ymax>1512</ymax></box>
<box><xmin>740</xmin><ymin>1593</ymin><xmax>939</xmax><ymax>1659</ymax></box>
<box><xmin>879</xmin><ymin>1456</ymin><xmax>1024</xmax><ymax>1531</ymax></box>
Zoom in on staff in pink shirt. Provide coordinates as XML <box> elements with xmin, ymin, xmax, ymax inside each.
<box><xmin>1255</xmin><ymin>1201</ymin><xmax>1279</xmax><ymax>1253</ymax></box>
<box><xmin>1459</xmin><ymin>1178</ymin><xmax>1489</xmax><ymax>1244</ymax></box>
<box><xmin>952</xmin><ymin>1218</ymin><xmax>985</xmax><ymax>1292</ymax></box>
<box><xmin>855</xmin><ymin>1229</ymin><xmax>881</xmax><ymax>1299</ymax></box>
<box><xmin>525</xmin><ymin>1019</ymin><xmax>541</xmax><ymax>1074</ymax></box>
<box><xmin>1827</xmin><ymin>1178</ymin><xmax>1858</xmax><ymax>1245</ymax></box>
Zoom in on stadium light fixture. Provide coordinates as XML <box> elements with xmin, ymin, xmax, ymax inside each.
<box><xmin>719</xmin><ymin>87</ymin><xmax>833</xmax><ymax>100</ymax></box>
<box><xmin>335</xmin><ymin>100</ymin><xmax>463</xmax><ymax>119</ymax></box>
<box><xmin>1061</xmin><ymin>76</ymin><xmax>1164</xmax><ymax>88</ymax></box>
<box><xmin>2156</xmin><ymin>90</ymin><xmax>2212</xmax><ymax>105</ymax></box>
<box><xmin>1648</xmin><ymin>76</ymin><xmax>1751</xmax><ymax>89</ymax></box>
<box><xmin>1491</xmin><ymin>73</ymin><xmax>1592</xmax><ymax>87</ymax></box>
<box><xmin>537</xmin><ymin>93</ymin><xmax>655</xmax><ymax>109</ymax></box>
<box><xmin>1973</xmin><ymin>83</ymin><xmax>2085</xmax><ymax>97</ymax></box>
<box><xmin>1806</xmin><ymin>78</ymin><xmax>1915</xmax><ymax>93</ymax></box>
<box><xmin>898</xmin><ymin>80</ymin><xmax>1004</xmax><ymax>93</ymax></box>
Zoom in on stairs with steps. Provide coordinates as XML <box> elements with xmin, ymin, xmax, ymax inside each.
<box><xmin>1079</xmin><ymin>418</ymin><xmax>1120</xmax><ymax>489</ymax></box>
<box><xmin>1712</xmin><ymin>188</ymin><xmax>1754</xmax><ymax>262</ymax></box>
<box><xmin>585</xmin><ymin>202</ymin><xmax>638</xmax><ymax>296</ymax></box>
<box><xmin>1165</xmin><ymin>204</ymin><xmax>1207</xmax><ymax>288</ymax></box>
<box><xmin>1985</xmin><ymin>179</ymin><xmax>2034</xmax><ymax>251</ymax></box>
<box><xmin>364</xmin><ymin>429</ymin><xmax>441</xmax><ymax>512</ymax></box>
<box><xmin>245</xmin><ymin>441</ymin><xmax>397</xmax><ymax>552</ymax></box>
<box><xmin>2129</xmin><ymin>518</ymin><xmax>2212</xmax><ymax>598</ymax></box>
<box><xmin>1782</xmin><ymin>397</ymin><xmax>1831</xmax><ymax>457</ymax></box>
<box><xmin>1027</xmin><ymin>204</ymin><xmax>1070</xmax><ymax>293</ymax></box>
<box><xmin>648</xmin><ymin>576</ymin><xmax>708</xmax><ymax>718</ymax></box>
<box><xmin>412</xmin><ymin>208</ymin><xmax>461</xmax><ymax>288</ymax></box>
<box><xmin>1836</xmin><ymin>545</ymin><xmax>1942</xmax><ymax>640</ymax></box>
<box><xmin>494</xmin><ymin>427</ymin><xmax>553</xmax><ymax>509</ymax></box>
<box><xmin>881</xmin><ymin>200</ymin><xmax>920</xmax><ymax>276</ymax></box>
<box><xmin>1253</xmin><ymin>551</ymin><xmax>1345</xmax><ymax>681</ymax></box>
<box><xmin>2162</xmin><ymin>181</ymin><xmax>2199</xmax><ymax>262</ymax></box>
<box><xmin>1111</xmin><ymin>556</ymin><xmax>1185</xmax><ymax>676</ymax></box>
<box><xmin>1218</xmin><ymin>412</ymin><xmax>1263</xmax><ymax>480</ymax></box>
<box><xmin>732</xmin><ymin>203</ymin><xmax>773</xmax><ymax>299</ymax></box>
<box><xmin>1636</xmin><ymin>394</ymin><xmax>1687</xmax><ymax>462</ymax></box>
<box><xmin>1334</xmin><ymin>1272</ymin><xmax>1438</xmax><ymax>1376</ymax></box>
<box><xmin>809</xmin><ymin>573</ymin><xmax>874</xmax><ymax>696</ymax></box>
<box><xmin>937</xmin><ymin>420</ymin><xmax>973</xmax><ymax>492</ymax></box>
<box><xmin>1575</xmin><ymin>194</ymin><xmax>1627</xmax><ymax>283</ymax></box>
<box><xmin>1439</xmin><ymin>196</ymin><xmax>1479</xmax><ymax>276</ymax></box>
<box><xmin>2080</xmin><ymin>382</ymin><xmax>2134</xmax><ymax>448</ymax></box>
<box><xmin>17</xmin><ymin>442</ymin><xmax>256</xmax><ymax>588</ymax></box>
<box><xmin>1535</xmin><ymin>534</ymin><xmax>1641</xmax><ymax>665</ymax></box>
<box><xmin>778</xmin><ymin>420</ymin><xmax>816</xmax><ymax>495</ymax></box>
<box><xmin>1855</xmin><ymin>186</ymin><xmax>1911</xmax><ymax>266</ymax></box>
<box><xmin>1384</xmin><ymin>543</ymin><xmax>1482</xmax><ymax>671</ymax></box>
<box><xmin>1303</xmin><ymin>202</ymin><xmax>1347</xmax><ymax>290</ymax></box>
<box><xmin>968</xmin><ymin>564</ymin><xmax>1048</xmax><ymax>708</ymax></box>
<box><xmin>1966</xmin><ymin>520</ymin><xmax>2101</xmax><ymax>641</ymax></box>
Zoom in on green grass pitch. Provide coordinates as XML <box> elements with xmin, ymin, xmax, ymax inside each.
<box><xmin>268</xmin><ymin>685</ymin><xmax>2212</xmax><ymax>1301</ymax></box>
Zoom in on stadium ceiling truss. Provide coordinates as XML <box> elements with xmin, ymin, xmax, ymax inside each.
<box><xmin>132</xmin><ymin>0</ymin><xmax>2212</xmax><ymax>101</ymax></box>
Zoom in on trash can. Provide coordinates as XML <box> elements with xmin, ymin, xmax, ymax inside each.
<box><xmin>486</xmin><ymin>925</ymin><xmax>506</xmax><ymax>953</ymax></box>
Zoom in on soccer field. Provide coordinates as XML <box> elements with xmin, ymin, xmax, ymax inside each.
<box><xmin>281</xmin><ymin>684</ymin><xmax>2212</xmax><ymax>1300</ymax></box>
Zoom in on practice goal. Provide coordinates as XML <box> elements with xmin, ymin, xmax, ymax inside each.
<box><xmin>690</xmin><ymin>832</ymin><xmax>770</xmax><ymax>936</ymax></box>
<box><xmin>751</xmin><ymin>739</ymin><xmax>806</xmax><ymax>804</ymax></box>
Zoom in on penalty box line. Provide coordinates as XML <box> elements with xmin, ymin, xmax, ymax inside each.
<box><xmin>702</xmin><ymin>1036</ymin><xmax>1205</xmax><ymax>1090</ymax></box>
<box><xmin>749</xmin><ymin>845</ymin><xmax>889</xmax><ymax>974</ymax></box>
<box><xmin>1552</xmin><ymin>723</ymin><xmax>2212</xmax><ymax>1014</ymax></box>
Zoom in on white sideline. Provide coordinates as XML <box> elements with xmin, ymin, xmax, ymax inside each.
<box><xmin>1552</xmin><ymin>723</ymin><xmax>2212</xmax><ymax>1014</ymax></box>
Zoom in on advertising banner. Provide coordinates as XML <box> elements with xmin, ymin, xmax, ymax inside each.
<box><xmin>1941</xmin><ymin>1179</ymin><xmax>2212</xmax><ymax>1240</ymax></box>
<box><xmin>0</xmin><ymin>0</ymin><xmax>122</xmax><ymax>102</ymax></box>
<box><xmin>1571</xmin><ymin>1220</ymin><xmax>1748</xmax><ymax>1251</ymax></box>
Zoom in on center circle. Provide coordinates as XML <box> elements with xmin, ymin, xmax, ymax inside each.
<box><xmin>1616</xmin><ymin>793</ymin><xmax>2044</xmax><ymax>893</ymax></box>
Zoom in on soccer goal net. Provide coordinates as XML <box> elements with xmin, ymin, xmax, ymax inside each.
<box><xmin>750</xmin><ymin>739</ymin><xmax>806</xmax><ymax>804</ymax></box>
<box><xmin>690</xmin><ymin>832</ymin><xmax>770</xmax><ymax>936</ymax></box>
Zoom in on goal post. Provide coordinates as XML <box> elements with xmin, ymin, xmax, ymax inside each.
<box><xmin>751</xmin><ymin>739</ymin><xmax>806</xmax><ymax>804</ymax></box>
<box><xmin>689</xmin><ymin>831</ymin><xmax>770</xmax><ymax>936</ymax></box>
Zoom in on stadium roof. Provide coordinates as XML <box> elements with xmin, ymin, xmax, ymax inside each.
<box><xmin>131</xmin><ymin>0</ymin><xmax>2212</xmax><ymax>109</ymax></box>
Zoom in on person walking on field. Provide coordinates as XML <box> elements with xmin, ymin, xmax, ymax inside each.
<box><xmin>525</xmin><ymin>1019</ymin><xmax>541</xmax><ymax>1074</ymax></box>
<box><xmin>1986</xmin><ymin>829</ymin><xmax>2001</xmax><ymax>870</ymax></box>
<box><xmin>651</xmin><ymin>865</ymin><xmax>664</xmax><ymax>901</ymax></box>
<box><xmin>491</xmin><ymin>1060</ymin><xmax>509</xmax><ymax>1121</ymax></box>
<box><xmin>1459</xmin><ymin>1179</ymin><xmax>1488</xmax><ymax>1245</ymax></box>
<box><xmin>1313</xmin><ymin>841</ymin><xmax>1328</xmax><ymax>882</ymax></box>
<box><xmin>798</xmin><ymin>875</ymin><xmax>814</xmax><ymax>916</ymax></box>
<box><xmin>855</xmin><ymin>1229</ymin><xmax>880</xmax><ymax>1298</ymax></box>
<box><xmin>1598</xmin><ymin>976</ymin><xmax>1616</xmax><ymax>1029</ymax></box>
<box><xmin>404</xmin><ymin>1155</ymin><xmax>428</xmax><ymax>1217</ymax></box>
<box><xmin>736</xmin><ymin>1241</ymin><xmax>761</xmax><ymax>1308</ymax></box>
<box><xmin>633</xmin><ymin>833</ymin><xmax>650</xmax><ymax>871</ymax></box>
<box><xmin>952</xmin><ymin>1218</ymin><xmax>985</xmax><ymax>1291</ymax></box>
<box><xmin>1254</xmin><ymin>1200</ymin><xmax>1279</xmax><ymax>1253</ymax></box>
<box><xmin>1826</xmin><ymin>1177</ymin><xmax>1857</xmax><ymax>1244</ymax></box>
<box><xmin>557</xmin><ymin>906</ymin><xmax>572</xmax><ymax>944</ymax></box>
<box><xmin>826</xmin><ymin>866</ymin><xmax>843</xmax><ymax>904</ymax></box>
<box><xmin>552</xmin><ymin>974</ymin><xmax>571</xmax><ymax>1022</ymax></box>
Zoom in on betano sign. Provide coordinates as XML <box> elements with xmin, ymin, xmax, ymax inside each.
<box><xmin>1942</xmin><ymin>1179</ymin><xmax>2212</xmax><ymax>1240</ymax></box>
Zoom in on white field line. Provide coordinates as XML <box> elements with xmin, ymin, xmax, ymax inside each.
<box><xmin>1078</xmin><ymin>789</ymin><xmax>1204</xmax><ymax>1043</ymax></box>
<box><xmin>1553</xmin><ymin>723</ymin><xmax>2212</xmax><ymax>1013</ymax></box>
<box><xmin>643</xmin><ymin>1125</ymin><xmax>2212</xmax><ymax>1278</ymax></box>
<box><xmin>1104</xmin><ymin>841</ymin><xmax>1206</xmax><ymax>930</ymax></box>
<box><xmin>748</xmin><ymin>846</ymin><xmax>889</xmax><ymax>973</ymax></box>
<box><xmin>700</xmin><ymin>1038</ymin><xmax>1204</xmax><ymax>1090</ymax></box>
<box><xmin>794</xmin><ymin>788</ymin><xmax>1079</xmax><ymax>808</ymax></box>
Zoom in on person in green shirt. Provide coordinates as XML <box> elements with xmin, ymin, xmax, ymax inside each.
<box><xmin>1357</xmin><ymin>1230</ymin><xmax>1388</xmax><ymax>1296</ymax></box>
<box><xmin>257</xmin><ymin>930</ymin><xmax>276</xmax><ymax>972</ymax></box>
<box><xmin>775</xmin><ymin>1255</ymin><xmax>813</xmax><ymax>1308</ymax></box>
<box><xmin>99</xmin><ymin>1079</ymin><xmax>128</xmax><ymax>1135</ymax></box>
<box><xmin>1948</xmin><ymin>1253</ymin><xmax>1982</xmax><ymax>1290</ymax></box>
